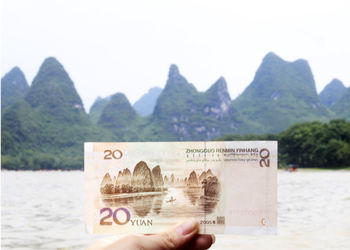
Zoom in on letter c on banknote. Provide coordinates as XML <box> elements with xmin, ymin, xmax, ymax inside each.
<box><xmin>113</xmin><ymin>207</ymin><xmax>130</xmax><ymax>225</ymax></box>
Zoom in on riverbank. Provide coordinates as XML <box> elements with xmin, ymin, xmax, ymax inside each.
<box><xmin>2</xmin><ymin>166</ymin><xmax>350</xmax><ymax>172</ymax></box>
<box><xmin>280</xmin><ymin>166</ymin><xmax>350</xmax><ymax>171</ymax></box>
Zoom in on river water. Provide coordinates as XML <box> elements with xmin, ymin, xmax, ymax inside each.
<box><xmin>2</xmin><ymin>170</ymin><xmax>350</xmax><ymax>249</ymax></box>
<box><xmin>101</xmin><ymin>186</ymin><xmax>217</xmax><ymax>220</ymax></box>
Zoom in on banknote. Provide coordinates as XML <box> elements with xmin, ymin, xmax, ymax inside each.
<box><xmin>84</xmin><ymin>141</ymin><xmax>277</xmax><ymax>235</ymax></box>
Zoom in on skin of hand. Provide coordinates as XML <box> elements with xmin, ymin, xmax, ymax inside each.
<box><xmin>87</xmin><ymin>219</ymin><xmax>215</xmax><ymax>250</ymax></box>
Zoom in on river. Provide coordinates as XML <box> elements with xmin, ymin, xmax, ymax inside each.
<box><xmin>1</xmin><ymin>170</ymin><xmax>350</xmax><ymax>249</ymax></box>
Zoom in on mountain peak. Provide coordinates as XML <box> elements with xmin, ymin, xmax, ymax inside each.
<box><xmin>1</xmin><ymin>66</ymin><xmax>29</xmax><ymax>109</ymax></box>
<box><xmin>98</xmin><ymin>92</ymin><xmax>137</xmax><ymax>128</ymax></box>
<box><xmin>233</xmin><ymin>52</ymin><xmax>327</xmax><ymax>133</ymax></box>
<box><xmin>258</xmin><ymin>52</ymin><xmax>287</xmax><ymax>73</ymax></box>
<box><xmin>207</xmin><ymin>76</ymin><xmax>229</xmax><ymax>97</ymax></box>
<box><xmin>262</xmin><ymin>52</ymin><xmax>310</xmax><ymax>70</ymax></box>
<box><xmin>89</xmin><ymin>95</ymin><xmax>112</xmax><ymax>123</ymax></box>
<box><xmin>133</xmin><ymin>87</ymin><xmax>162</xmax><ymax>117</ymax></box>
<box><xmin>2</xmin><ymin>66</ymin><xmax>28</xmax><ymax>88</ymax></box>
<box><xmin>111</xmin><ymin>92</ymin><xmax>128</xmax><ymax>101</ymax></box>
<box><xmin>31</xmin><ymin>57</ymin><xmax>69</xmax><ymax>85</ymax></box>
<box><xmin>257</xmin><ymin>52</ymin><xmax>315</xmax><ymax>89</ymax></box>
<box><xmin>149</xmin><ymin>87</ymin><xmax>162</xmax><ymax>93</ymax></box>
<box><xmin>164</xmin><ymin>64</ymin><xmax>195</xmax><ymax>91</ymax></box>
<box><xmin>329</xmin><ymin>78</ymin><xmax>345</xmax><ymax>88</ymax></box>
<box><xmin>264</xmin><ymin>51</ymin><xmax>277</xmax><ymax>57</ymax></box>
<box><xmin>320</xmin><ymin>78</ymin><xmax>347</xmax><ymax>107</ymax></box>
<box><xmin>205</xmin><ymin>76</ymin><xmax>231</xmax><ymax>118</ymax></box>
<box><xmin>262</xmin><ymin>52</ymin><xmax>282</xmax><ymax>62</ymax></box>
<box><xmin>213</xmin><ymin>76</ymin><xmax>227</xmax><ymax>89</ymax></box>
<box><xmin>25</xmin><ymin>57</ymin><xmax>85</xmax><ymax>119</ymax></box>
<box><xmin>8</xmin><ymin>66</ymin><xmax>24</xmax><ymax>75</ymax></box>
<box><xmin>39</xmin><ymin>57</ymin><xmax>66</xmax><ymax>74</ymax></box>
<box><xmin>42</xmin><ymin>56</ymin><xmax>60</xmax><ymax>64</ymax></box>
<box><xmin>153</xmin><ymin>65</ymin><xmax>197</xmax><ymax>122</ymax></box>
<box><xmin>168</xmin><ymin>64</ymin><xmax>180</xmax><ymax>77</ymax></box>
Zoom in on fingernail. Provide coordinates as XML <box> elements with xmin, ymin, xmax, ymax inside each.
<box><xmin>211</xmin><ymin>234</ymin><xmax>216</xmax><ymax>244</ymax></box>
<box><xmin>176</xmin><ymin>219</ymin><xmax>197</xmax><ymax>235</ymax></box>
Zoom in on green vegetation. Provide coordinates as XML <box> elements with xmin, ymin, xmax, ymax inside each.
<box><xmin>1</xmin><ymin>58</ymin><xmax>115</xmax><ymax>170</ymax></box>
<box><xmin>1</xmin><ymin>67</ymin><xmax>29</xmax><ymax>111</ymax></box>
<box><xmin>219</xmin><ymin>119</ymin><xmax>350</xmax><ymax>169</ymax></box>
<box><xmin>89</xmin><ymin>96</ymin><xmax>110</xmax><ymax>124</ymax></box>
<box><xmin>319</xmin><ymin>78</ymin><xmax>349</xmax><ymax>120</ymax></box>
<box><xmin>331</xmin><ymin>88</ymin><xmax>350</xmax><ymax>119</ymax></box>
<box><xmin>150</xmin><ymin>67</ymin><xmax>257</xmax><ymax>140</ymax></box>
<box><xmin>98</xmin><ymin>93</ymin><xmax>138</xmax><ymax>129</ymax></box>
<box><xmin>2</xmin><ymin>53</ymin><xmax>350</xmax><ymax>170</ymax></box>
<box><xmin>232</xmin><ymin>52</ymin><xmax>332</xmax><ymax>133</ymax></box>
<box><xmin>319</xmin><ymin>79</ymin><xmax>347</xmax><ymax>107</ymax></box>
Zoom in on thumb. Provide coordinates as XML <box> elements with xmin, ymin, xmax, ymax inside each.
<box><xmin>86</xmin><ymin>219</ymin><xmax>200</xmax><ymax>250</ymax></box>
<box><xmin>145</xmin><ymin>219</ymin><xmax>199</xmax><ymax>249</ymax></box>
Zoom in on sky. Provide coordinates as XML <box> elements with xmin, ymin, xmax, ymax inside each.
<box><xmin>2</xmin><ymin>0</ymin><xmax>350</xmax><ymax>111</ymax></box>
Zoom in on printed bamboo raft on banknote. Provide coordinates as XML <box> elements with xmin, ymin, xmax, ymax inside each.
<box><xmin>85</xmin><ymin>141</ymin><xmax>277</xmax><ymax>235</ymax></box>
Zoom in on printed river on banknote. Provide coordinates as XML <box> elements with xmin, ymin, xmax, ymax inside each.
<box><xmin>85</xmin><ymin>141</ymin><xmax>277</xmax><ymax>235</ymax></box>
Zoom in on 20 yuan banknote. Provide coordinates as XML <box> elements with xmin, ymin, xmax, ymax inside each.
<box><xmin>85</xmin><ymin>141</ymin><xmax>277</xmax><ymax>235</ymax></box>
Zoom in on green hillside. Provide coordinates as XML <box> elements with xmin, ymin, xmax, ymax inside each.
<box><xmin>319</xmin><ymin>79</ymin><xmax>347</xmax><ymax>107</ymax></box>
<box><xmin>2</xmin><ymin>52</ymin><xmax>350</xmax><ymax>170</ymax></box>
<box><xmin>89</xmin><ymin>96</ymin><xmax>111</xmax><ymax>124</ymax></box>
<box><xmin>1</xmin><ymin>58</ymin><xmax>112</xmax><ymax>170</ymax></box>
<box><xmin>96</xmin><ymin>93</ymin><xmax>146</xmax><ymax>141</ymax></box>
<box><xmin>331</xmin><ymin>87</ymin><xmax>350</xmax><ymax>119</ymax></box>
<box><xmin>150</xmin><ymin>65</ymin><xmax>254</xmax><ymax>140</ymax></box>
<box><xmin>232</xmin><ymin>52</ymin><xmax>332</xmax><ymax>133</ymax></box>
<box><xmin>1</xmin><ymin>67</ymin><xmax>29</xmax><ymax>111</ymax></box>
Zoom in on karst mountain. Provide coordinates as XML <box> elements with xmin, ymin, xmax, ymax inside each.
<box><xmin>1</xmin><ymin>52</ymin><xmax>349</xmax><ymax>169</ymax></box>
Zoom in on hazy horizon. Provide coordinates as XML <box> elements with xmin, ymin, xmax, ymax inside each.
<box><xmin>2</xmin><ymin>0</ymin><xmax>350</xmax><ymax>110</ymax></box>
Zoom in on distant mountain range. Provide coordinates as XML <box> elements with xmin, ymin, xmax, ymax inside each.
<box><xmin>133</xmin><ymin>87</ymin><xmax>162</xmax><ymax>117</ymax></box>
<box><xmin>319</xmin><ymin>79</ymin><xmax>347</xmax><ymax>107</ymax></box>
<box><xmin>1</xmin><ymin>52</ymin><xmax>349</xmax><ymax>169</ymax></box>
<box><xmin>1</xmin><ymin>67</ymin><xmax>29</xmax><ymax>110</ymax></box>
<box><xmin>232</xmin><ymin>52</ymin><xmax>332</xmax><ymax>133</ymax></box>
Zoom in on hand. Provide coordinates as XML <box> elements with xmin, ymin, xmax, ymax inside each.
<box><xmin>87</xmin><ymin>219</ymin><xmax>215</xmax><ymax>250</ymax></box>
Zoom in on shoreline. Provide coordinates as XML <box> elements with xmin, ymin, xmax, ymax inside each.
<box><xmin>2</xmin><ymin>167</ymin><xmax>350</xmax><ymax>172</ymax></box>
<box><xmin>1</xmin><ymin>169</ymin><xmax>83</xmax><ymax>172</ymax></box>
<box><xmin>101</xmin><ymin>191</ymin><xmax>167</xmax><ymax>199</ymax></box>
<box><xmin>289</xmin><ymin>167</ymin><xmax>350</xmax><ymax>171</ymax></box>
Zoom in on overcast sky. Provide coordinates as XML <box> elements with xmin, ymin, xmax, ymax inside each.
<box><xmin>2</xmin><ymin>0</ymin><xmax>350</xmax><ymax>111</ymax></box>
